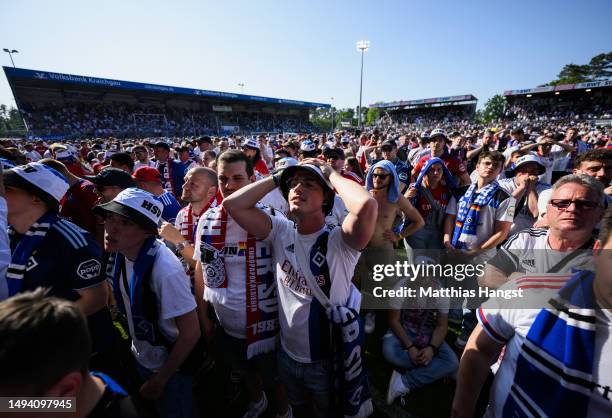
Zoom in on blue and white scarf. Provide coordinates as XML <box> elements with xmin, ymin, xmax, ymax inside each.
<box><xmin>451</xmin><ymin>181</ymin><xmax>499</xmax><ymax>249</ymax></box>
<box><xmin>300</xmin><ymin>228</ymin><xmax>373</xmax><ymax>417</ymax></box>
<box><xmin>503</xmin><ymin>270</ymin><xmax>598</xmax><ymax>418</ymax></box>
<box><xmin>110</xmin><ymin>237</ymin><xmax>166</xmax><ymax>346</ymax></box>
<box><xmin>7</xmin><ymin>212</ymin><xmax>59</xmax><ymax>296</ymax></box>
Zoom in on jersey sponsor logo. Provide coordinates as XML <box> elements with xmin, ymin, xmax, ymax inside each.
<box><xmin>77</xmin><ymin>259</ymin><xmax>102</xmax><ymax>280</ymax></box>
<box><xmin>398</xmin><ymin>172</ymin><xmax>408</xmax><ymax>181</ymax></box>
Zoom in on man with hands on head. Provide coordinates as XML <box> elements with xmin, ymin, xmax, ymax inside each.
<box><xmin>223</xmin><ymin>157</ymin><xmax>378</xmax><ymax>417</ymax></box>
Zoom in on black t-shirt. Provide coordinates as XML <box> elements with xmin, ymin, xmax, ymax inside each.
<box><xmin>88</xmin><ymin>373</ymin><xmax>141</xmax><ymax>418</ymax></box>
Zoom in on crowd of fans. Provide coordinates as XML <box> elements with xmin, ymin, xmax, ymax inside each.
<box><xmin>0</xmin><ymin>114</ymin><xmax>610</xmax><ymax>418</ymax></box>
<box><xmin>20</xmin><ymin>102</ymin><xmax>317</xmax><ymax>138</ymax></box>
<box><xmin>504</xmin><ymin>94</ymin><xmax>612</xmax><ymax>122</ymax></box>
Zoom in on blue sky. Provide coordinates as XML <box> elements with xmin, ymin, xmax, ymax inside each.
<box><xmin>1</xmin><ymin>0</ymin><xmax>611</xmax><ymax>110</ymax></box>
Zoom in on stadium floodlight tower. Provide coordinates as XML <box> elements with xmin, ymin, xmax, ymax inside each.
<box><xmin>356</xmin><ymin>40</ymin><xmax>370</xmax><ymax>129</ymax></box>
<box><xmin>3</xmin><ymin>48</ymin><xmax>18</xmax><ymax>67</ymax></box>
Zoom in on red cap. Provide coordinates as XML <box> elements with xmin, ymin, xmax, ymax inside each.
<box><xmin>133</xmin><ymin>166</ymin><xmax>161</xmax><ymax>183</ymax></box>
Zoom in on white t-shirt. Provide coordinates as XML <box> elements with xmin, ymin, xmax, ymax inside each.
<box><xmin>118</xmin><ymin>242</ymin><xmax>197</xmax><ymax>371</ymax></box>
<box><xmin>478</xmin><ymin>299</ymin><xmax>612</xmax><ymax>418</ymax></box>
<box><xmin>498</xmin><ymin>178</ymin><xmax>551</xmax><ymax>235</ymax></box>
<box><xmin>260</xmin><ymin>188</ymin><xmax>289</xmax><ymax>215</ymax></box>
<box><xmin>263</xmin><ymin>215</ymin><xmax>360</xmax><ymax>363</ymax></box>
<box><xmin>535</xmin><ymin>150</ymin><xmax>567</xmax><ymax>184</ymax></box>
<box><xmin>325</xmin><ymin>195</ymin><xmax>349</xmax><ymax>227</ymax></box>
<box><xmin>193</xmin><ymin>205</ymin><xmax>274</xmax><ymax>339</ymax></box>
<box><xmin>445</xmin><ymin>185</ymin><xmax>516</xmax><ymax>255</ymax></box>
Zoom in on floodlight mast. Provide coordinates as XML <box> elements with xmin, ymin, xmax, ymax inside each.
<box><xmin>356</xmin><ymin>41</ymin><xmax>370</xmax><ymax>129</ymax></box>
<box><xmin>2</xmin><ymin>48</ymin><xmax>18</xmax><ymax>67</ymax></box>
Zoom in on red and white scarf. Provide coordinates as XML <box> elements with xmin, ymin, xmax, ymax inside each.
<box><xmin>199</xmin><ymin>205</ymin><xmax>279</xmax><ymax>358</ymax></box>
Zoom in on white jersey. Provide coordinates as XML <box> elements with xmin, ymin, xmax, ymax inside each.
<box><xmin>498</xmin><ymin>178</ymin><xmax>551</xmax><ymax>235</ymax></box>
<box><xmin>488</xmin><ymin>228</ymin><xmax>594</xmax><ymax>275</ymax></box>
<box><xmin>118</xmin><ymin>242</ymin><xmax>196</xmax><ymax>371</ymax></box>
<box><xmin>534</xmin><ymin>150</ymin><xmax>567</xmax><ymax>184</ymax></box>
<box><xmin>263</xmin><ymin>214</ymin><xmax>360</xmax><ymax>363</ymax></box>
<box><xmin>325</xmin><ymin>195</ymin><xmax>349</xmax><ymax>227</ymax></box>
<box><xmin>260</xmin><ymin>188</ymin><xmax>289</xmax><ymax>215</ymax></box>
<box><xmin>193</xmin><ymin>204</ymin><xmax>274</xmax><ymax>339</ymax></box>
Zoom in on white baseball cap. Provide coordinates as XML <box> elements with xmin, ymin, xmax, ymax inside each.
<box><xmin>300</xmin><ymin>140</ymin><xmax>317</xmax><ymax>152</ymax></box>
<box><xmin>4</xmin><ymin>162</ymin><xmax>69</xmax><ymax>205</ymax></box>
<box><xmin>93</xmin><ymin>187</ymin><xmax>163</xmax><ymax>231</ymax></box>
<box><xmin>429</xmin><ymin>128</ymin><xmax>447</xmax><ymax>139</ymax></box>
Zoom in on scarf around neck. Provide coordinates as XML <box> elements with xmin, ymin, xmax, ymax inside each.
<box><xmin>7</xmin><ymin>212</ymin><xmax>60</xmax><ymax>296</ymax></box>
<box><xmin>199</xmin><ymin>205</ymin><xmax>278</xmax><ymax>359</ymax></box>
<box><xmin>111</xmin><ymin>237</ymin><xmax>166</xmax><ymax>345</ymax></box>
<box><xmin>451</xmin><ymin>180</ymin><xmax>500</xmax><ymax>249</ymax></box>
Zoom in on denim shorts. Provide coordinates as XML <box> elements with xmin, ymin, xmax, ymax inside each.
<box><xmin>277</xmin><ymin>347</ymin><xmax>333</xmax><ymax>415</ymax></box>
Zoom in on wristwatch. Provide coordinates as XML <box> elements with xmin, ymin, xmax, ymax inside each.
<box><xmin>175</xmin><ymin>240</ymin><xmax>191</xmax><ymax>253</ymax></box>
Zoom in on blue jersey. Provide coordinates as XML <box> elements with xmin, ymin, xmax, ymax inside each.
<box><xmin>9</xmin><ymin>218</ymin><xmax>104</xmax><ymax>298</ymax></box>
<box><xmin>157</xmin><ymin>191</ymin><xmax>182</xmax><ymax>224</ymax></box>
<box><xmin>8</xmin><ymin>217</ymin><xmax>114</xmax><ymax>353</ymax></box>
<box><xmin>392</xmin><ymin>158</ymin><xmax>412</xmax><ymax>189</ymax></box>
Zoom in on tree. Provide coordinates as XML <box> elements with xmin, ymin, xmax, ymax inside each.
<box><xmin>482</xmin><ymin>95</ymin><xmax>506</xmax><ymax>123</ymax></box>
<box><xmin>0</xmin><ymin>104</ymin><xmax>26</xmax><ymax>137</ymax></box>
<box><xmin>541</xmin><ymin>51</ymin><xmax>612</xmax><ymax>86</ymax></box>
<box><xmin>588</xmin><ymin>52</ymin><xmax>612</xmax><ymax>80</ymax></box>
<box><xmin>365</xmin><ymin>107</ymin><xmax>380</xmax><ymax>126</ymax></box>
<box><xmin>310</xmin><ymin>107</ymin><xmax>333</xmax><ymax>131</ymax></box>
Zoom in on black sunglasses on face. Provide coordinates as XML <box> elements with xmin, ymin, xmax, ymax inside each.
<box><xmin>372</xmin><ymin>173</ymin><xmax>389</xmax><ymax>179</ymax></box>
<box><xmin>549</xmin><ymin>199</ymin><xmax>600</xmax><ymax>210</ymax></box>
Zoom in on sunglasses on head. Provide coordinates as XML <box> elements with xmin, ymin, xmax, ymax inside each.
<box><xmin>549</xmin><ymin>199</ymin><xmax>600</xmax><ymax>210</ymax></box>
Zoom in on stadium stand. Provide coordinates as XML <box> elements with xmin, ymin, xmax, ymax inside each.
<box><xmin>503</xmin><ymin>80</ymin><xmax>612</xmax><ymax>123</ymax></box>
<box><xmin>3</xmin><ymin>67</ymin><xmax>328</xmax><ymax>139</ymax></box>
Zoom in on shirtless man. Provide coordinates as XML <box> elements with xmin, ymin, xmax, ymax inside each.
<box><xmin>366</xmin><ymin>160</ymin><xmax>424</xmax><ymax>248</ymax></box>
<box><xmin>359</xmin><ymin>160</ymin><xmax>424</xmax><ymax>333</ymax></box>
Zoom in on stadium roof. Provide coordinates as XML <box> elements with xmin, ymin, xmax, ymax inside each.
<box><xmin>504</xmin><ymin>80</ymin><xmax>612</xmax><ymax>96</ymax></box>
<box><xmin>369</xmin><ymin>94</ymin><xmax>477</xmax><ymax>109</ymax></box>
<box><xmin>3</xmin><ymin>66</ymin><xmax>330</xmax><ymax>108</ymax></box>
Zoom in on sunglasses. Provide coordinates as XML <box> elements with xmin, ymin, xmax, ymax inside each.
<box><xmin>549</xmin><ymin>199</ymin><xmax>600</xmax><ymax>210</ymax></box>
<box><xmin>372</xmin><ymin>173</ymin><xmax>389</xmax><ymax>179</ymax></box>
<box><xmin>381</xmin><ymin>146</ymin><xmax>393</xmax><ymax>152</ymax></box>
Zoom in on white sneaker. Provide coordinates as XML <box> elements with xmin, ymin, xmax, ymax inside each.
<box><xmin>244</xmin><ymin>391</ymin><xmax>268</xmax><ymax>418</ymax></box>
<box><xmin>364</xmin><ymin>312</ymin><xmax>376</xmax><ymax>334</ymax></box>
<box><xmin>386</xmin><ymin>370</ymin><xmax>409</xmax><ymax>405</ymax></box>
